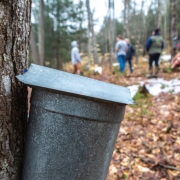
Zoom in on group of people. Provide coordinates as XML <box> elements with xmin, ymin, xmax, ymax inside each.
<box><xmin>115</xmin><ymin>28</ymin><xmax>164</xmax><ymax>78</ymax></box>
<box><xmin>70</xmin><ymin>37</ymin><xmax>136</xmax><ymax>75</ymax></box>
<box><xmin>71</xmin><ymin>28</ymin><xmax>179</xmax><ymax>77</ymax></box>
<box><xmin>115</xmin><ymin>36</ymin><xmax>135</xmax><ymax>74</ymax></box>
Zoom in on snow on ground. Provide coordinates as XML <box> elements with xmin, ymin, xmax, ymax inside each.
<box><xmin>160</xmin><ymin>54</ymin><xmax>171</xmax><ymax>61</ymax></box>
<box><xmin>128</xmin><ymin>78</ymin><xmax>180</xmax><ymax>98</ymax></box>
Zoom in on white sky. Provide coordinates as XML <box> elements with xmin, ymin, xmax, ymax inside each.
<box><xmin>77</xmin><ymin>0</ymin><xmax>146</xmax><ymax>32</ymax></box>
<box><xmin>89</xmin><ymin>0</ymin><xmax>124</xmax><ymax>32</ymax></box>
<box><xmin>32</xmin><ymin>0</ymin><xmax>148</xmax><ymax>33</ymax></box>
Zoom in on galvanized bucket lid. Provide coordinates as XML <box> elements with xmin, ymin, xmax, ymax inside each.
<box><xmin>16</xmin><ymin>64</ymin><xmax>134</xmax><ymax>105</ymax></box>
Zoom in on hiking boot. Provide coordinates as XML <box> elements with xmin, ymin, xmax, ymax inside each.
<box><xmin>147</xmin><ymin>69</ymin><xmax>153</xmax><ymax>78</ymax></box>
<box><xmin>154</xmin><ymin>67</ymin><xmax>159</xmax><ymax>78</ymax></box>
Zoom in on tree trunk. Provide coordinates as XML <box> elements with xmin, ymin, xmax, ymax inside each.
<box><xmin>170</xmin><ymin>0</ymin><xmax>178</xmax><ymax>57</ymax></box>
<box><xmin>108</xmin><ymin>0</ymin><xmax>115</xmax><ymax>67</ymax></box>
<box><xmin>87</xmin><ymin>29</ymin><xmax>92</xmax><ymax>66</ymax></box>
<box><xmin>157</xmin><ymin>0</ymin><xmax>162</xmax><ymax>28</ymax></box>
<box><xmin>38</xmin><ymin>0</ymin><xmax>44</xmax><ymax>66</ymax></box>
<box><xmin>86</xmin><ymin>0</ymin><xmax>99</xmax><ymax>65</ymax></box>
<box><xmin>0</xmin><ymin>0</ymin><xmax>31</xmax><ymax>179</ymax></box>
<box><xmin>123</xmin><ymin>0</ymin><xmax>130</xmax><ymax>38</ymax></box>
<box><xmin>108</xmin><ymin>0</ymin><xmax>112</xmax><ymax>67</ymax></box>
<box><xmin>30</xmin><ymin>27</ymin><xmax>39</xmax><ymax>64</ymax></box>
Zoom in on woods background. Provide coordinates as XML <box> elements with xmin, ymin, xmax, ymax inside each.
<box><xmin>30</xmin><ymin>0</ymin><xmax>180</xmax><ymax>69</ymax></box>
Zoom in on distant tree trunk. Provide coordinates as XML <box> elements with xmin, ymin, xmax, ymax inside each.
<box><xmin>112</xmin><ymin>0</ymin><xmax>115</xmax><ymax>46</ymax></box>
<box><xmin>136</xmin><ymin>0</ymin><xmax>145</xmax><ymax>63</ymax></box>
<box><xmin>123</xmin><ymin>0</ymin><xmax>130</xmax><ymax>38</ymax></box>
<box><xmin>170</xmin><ymin>0</ymin><xmax>178</xmax><ymax>57</ymax></box>
<box><xmin>108</xmin><ymin>0</ymin><xmax>112</xmax><ymax>67</ymax></box>
<box><xmin>87</xmin><ymin>29</ymin><xmax>92</xmax><ymax>65</ymax></box>
<box><xmin>0</xmin><ymin>0</ymin><xmax>31</xmax><ymax>179</ymax></box>
<box><xmin>56</xmin><ymin>37</ymin><xmax>62</xmax><ymax>70</ymax></box>
<box><xmin>157</xmin><ymin>0</ymin><xmax>162</xmax><ymax>28</ymax></box>
<box><xmin>86</xmin><ymin>0</ymin><xmax>99</xmax><ymax>65</ymax></box>
<box><xmin>163</xmin><ymin>0</ymin><xmax>169</xmax><ymax>51</ymax></box>
<box><xmin>55</xmin><ymin>3</ymin><xmax>63</xmax><ymax>70</ymax></box>
<box><xmin>30</xmin><ymin>27</ymin><xmax>39</xmax><ymax>64</ymax></box>
<box><xmin>39</xmin><ymin>0</ymin><xmax>44</xmax><ymax>66</ymax></box>
<box><xmin>108</xmin><ymin>0</ymin><xmax>115</xmax><ymax>67</ymax></box>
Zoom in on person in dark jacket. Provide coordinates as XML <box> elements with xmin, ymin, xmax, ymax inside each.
<box><xmin>125</xmin><ymin>38</ymin><xmax>135</xmax><ymax>73</ymax></box>
<box><xmin>146</xmin><ymin>28</ymin><xmax>164</xmax><ymax>77</ymax></box>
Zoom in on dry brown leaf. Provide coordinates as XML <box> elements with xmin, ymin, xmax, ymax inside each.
<box><xmin>137</xmin><ymin>165</ymin><xmax>151</xmax><ymax>172</ymax></box>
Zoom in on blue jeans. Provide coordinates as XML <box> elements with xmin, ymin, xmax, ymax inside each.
<box><xmin>117</xmin><ymin>55</ymin><xmax>126</xmax><ymax>72</ymax></box>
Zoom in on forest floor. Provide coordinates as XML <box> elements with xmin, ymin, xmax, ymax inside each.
<box><xmin>84</xmin><ymin>57</ymin><xmax>180</xmax><ymax>180</ymax></box>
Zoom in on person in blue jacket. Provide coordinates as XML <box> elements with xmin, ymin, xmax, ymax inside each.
<box><xmin>146</xmin><ymin>28</ymin><xmax>164</xmax><ymax>77</ymax></box>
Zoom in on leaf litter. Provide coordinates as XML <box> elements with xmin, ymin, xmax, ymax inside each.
<box><xmin>87</xmin><ymin>58</ymin><xmax>180</xmax><ymax>180</ymax></box>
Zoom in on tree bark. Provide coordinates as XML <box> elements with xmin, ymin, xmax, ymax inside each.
<box><xmin>30</xmin><ymin>27</ymin><xmax>39</xmax><ymax>64</ymax></box>
<box><xmin>87</xmin><ymin>29</ymin><xmax>92</xmax><ymax>65</ymax></box>
<box><xmin>123</xmin><ymin>0</ymin><xmax>130</xmax><ymax>38</ymax></box>
<box><xmin>0</xmin><ymin>0</ymin><xmax>31</xmax><ymax>179</ymax></box>
<box><xmin>86</xmin><ymin>0</ymin><xmax>99</xmax><ymax>65</ymax></box>
<box><xmin>108</xmin><ymin>0</ymin><xmax>115</xmax><ymax>67</ymax></box>
<box><xmin>170</xmin><ymin>0</ymin><xmax>178</xmax><ymax>57</ymax></box>
<box><xmin>38</xmin><ymin>0</ymin><xmax>44</xmax><ymax>66</ymax></box>
<box><xmin>157</xmin><ymin>0</ymin><xmax>162</xmax><ymax>28</ymax></box>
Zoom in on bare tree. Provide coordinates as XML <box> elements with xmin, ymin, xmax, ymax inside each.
<box><xmin>87</xmin><ymin>29</ymin><xmax>92</xmax><ymax>65</ymax></box>
<box><xmin>157</xmin><ymin>0</ymin><xmax>162</xmax><ymax>28</ymax></box>
<box><xmin>86</xmin><ymin>0</ymin><xmax>99</xmax><ymax>65</ymax></box>
<box><xmin>0</xmin><ymin>0</ymin><xmax>31</xmax><ymax>179</ymax></box>
<box><xmin>30</xmin><ymin>27</ymin><xmax>39</xmax><ymax>64</ymax></box>
<box><xmin>39</xmin><ymin>0</ymin><xmax>44</xmax><ymax>66</ymax></box>
<box><xmin>108</xmin><ymin>0</ymin><xmax>116</xmax><ymax>67</ymax></box>
<box><xmin>122</xmin><ymin>0</ymin><xmax>130</xmax><ymax>38</ymax></box>
<box><xmin>170</xmin><ymin>0</ymin><xmax>178</xmax><ymax>56</ymax></box>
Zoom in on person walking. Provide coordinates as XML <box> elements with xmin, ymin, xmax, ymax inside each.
<box><xmin>125</xmin><ymin>38</ymin><xmax>135</xmax><ymax>73</ymax></box>
<box><xmin>115</xmin><ymin>35</ymin><xmax>128</xmax><ymax>72</ymax></box>
<box><xmin>146</xmin><ymin>28</ymin><xmax>164</xmax><ymax>77</ymax></box>
<box><xmin>71</xmin><ymin>41</ymin><xmax>82</xmax><ymax>75</ymax></box>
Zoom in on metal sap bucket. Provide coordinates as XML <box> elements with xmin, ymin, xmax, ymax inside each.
<box><xmin>17</xmin><ymin>64</ymin><xmax>133</xmax><ymax>180</ymax></box>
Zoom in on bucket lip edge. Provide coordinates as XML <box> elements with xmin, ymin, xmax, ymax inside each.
<box><xmin>16</xmin><ymin>64</ymin><xmax>134</xmax><ymax>105</ymax></box>
<box><xmin>29</xmin><ymin>85</ymin><xmax>132</xmax><ymax>105</ymax></box>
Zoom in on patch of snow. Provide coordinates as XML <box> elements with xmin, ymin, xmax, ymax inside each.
<box><xmin>161</xmin><ymin>54</ymin><xmax>171</xmax><ymax>61</ymax></box>
<box><xmin>142</xmin><ymin>78</ymin><xmax>180</xmax><ymax>96</ymax></box>
<box><xmin>94</xmin><ymin>66</ymin><xmax>102</xmax><ymax>74</ymax></box>
<box><xmin>112</xmin><ymin>63</ymin><xmax>119</xmax><ymax>67</ymax></box>
<box><xmin>127</xmin><ymin>85</ymin><xmax>139</xmax><ymax>98</ymax></box>
<box><xmin>128</xmin><ymin>78</ymin><xmax>180</xmax><ymax>98</ymax></box>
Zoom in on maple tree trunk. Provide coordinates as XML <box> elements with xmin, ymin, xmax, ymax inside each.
<box><xmin>123</xmin><ymin>0</ymin><xmax>130</xmax><ymax>38</ymax></box>
<box><xmin>38</xmin><ymin>0</ymin><xmax>44</xmax><ymax>66</ymax></box>
<box><xmin>87</xmin><ymin>29</ymin><xmax>92</xmax><ymax>65</ymax></box>
<box><xmin>30</xmin><ymin>27</ymin><xmax>39</xmax><ymax>64</ymax></box>
<box><xmin>108</xmin><ymin>0</ymin><xmax>115</xmax><ymax>67</ymax></box>
<box><xmin>86</xmin><ymin>0</ymin><xmax>99</xmax><ymax>65</ymax></box>
<box><xmin>0</xmin><ymin>0</ymin><xmax>31</xmax><ymax>179</ymax></box>
<box><xmin>157</xmin><ymin>0</ymin><xmax>161</xmax><ymax>28</ymax></box>
<box><xmin>170</xmin><ymin>0</ymin><xmax>178</xmax><ymax>57</ymax></box>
